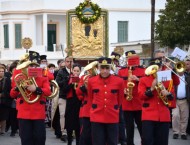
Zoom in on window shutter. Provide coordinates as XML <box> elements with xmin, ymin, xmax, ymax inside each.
<box><xmin>4</xmin><ymin>24</ymin><xmax>9</xmax><ymax>48</ymax></box>
<box><xmin>15</xmin><ymin>24</ymin><xmax>22</xmax><ymax>48</ymax></box>
<box><xmin>118</xmin><ymin>21</ymin><xmax>128</xmax><ymax>43</ymax></box>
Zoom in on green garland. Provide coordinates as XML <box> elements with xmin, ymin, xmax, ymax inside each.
<box><xmin>75</xmin><ymin>1</ymin><xmax>101</xmax><ymax>24</ymax></box>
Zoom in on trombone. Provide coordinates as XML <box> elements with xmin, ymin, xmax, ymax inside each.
<box><xmin>162</xmin><ymin>56</ymin><xmax>187</xmax><ymax>84</ymax></box>
<box><xmin>163</xmin><ymin>57</ymin><xmax>186</xmax><ymax>73</ymax></box>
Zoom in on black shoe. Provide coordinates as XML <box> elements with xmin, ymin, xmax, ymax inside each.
<box><xmin>181</xmin><ymin>135</ymin><xmax>187</xmax><ymax>140</ymax></box>
<box><xmin>5</xmin><ymin>127</ymin><xmax>9</xmax><ymax>132</ymax></box>
<box><xmin>56</xmin><ymin>134</ymin><xmax>61</xmax><ymax>138</ymax></box>
<box><xmin>60</xmin><ymin>135</ymin><xmax>67</xmax><ymax>142</ymax></box>
<box><xmin>0</xmin><ymin>132</ymin><xmax>5</xmax><ymax>136</ymax></box>
<box><xmin>10</xmin><ymin>132</ymin><xmax>15</xmax><ymax>137</ymax></box>
<box><xmin>173</xmin><ymin>134</ymin><xmax>178</xmax><ymax>139</ymax></box>
<box><xmin>120</xmin><ymin>141</ymin><xmax>127</xmax><ymax>145</ymax></box>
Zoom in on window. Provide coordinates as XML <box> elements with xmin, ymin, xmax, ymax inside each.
<box><xmin>15</xmin><ymin>24</ymin><xmax>22</xmax><ymax>48</ymax></box>
<box><xmin>118</xmin><ymin>21</ymin><xmax>128</xmax><ymax>43</ymax></box>
<box><xmin>4</xmin><ymin>24</ymin><xmax>9</xmax><ymax>48</ymax></box>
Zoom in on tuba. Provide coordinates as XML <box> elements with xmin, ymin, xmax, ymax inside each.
<box><xmin>14</xmin><ymin>67</ymin><xmax>41</xmax><ymax>104</ymax></box>
<box><xmin>126</xmin><ymin>66</ymin><xmax>135</xmax><ymax>101</ymax></box>
<box><xmin>145</xmin><ymin>65</ymin><xmax>171</xmax><ymax>106</ymax></box>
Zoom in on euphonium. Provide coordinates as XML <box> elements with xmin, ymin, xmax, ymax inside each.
<box><xmin>145</xmin><ymin>65</ymin><xmax>170</xmax><ymax>106</ymax></box>
<box><xmin>46</xmin><ymin>80</ymin><xmax>59</xmax><ymax>99</ymax></box>
<box><xmin>14</xmin><ymin>67</ymin><xmax>41</xmax><ymax>104</ymax></box>
<box><xmin>42</xmin><ymin>67</ymin><xmax>59</xmax><ymax>99</ymax></box>
<box><xmin>126</xmin><ymin>66</ymin><xmax>135</xmax><ymax>101</ymax></box>
<box><xmin>82</xmin><ymin>61</ymin><xmax>98</xmax><ymax>88</ymax></box>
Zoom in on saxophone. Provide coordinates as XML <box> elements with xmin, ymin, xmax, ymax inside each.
<box><xmin>126</xmin><ymin>66</ymin><xmax>135</xmax><ymax>101</ymax></box>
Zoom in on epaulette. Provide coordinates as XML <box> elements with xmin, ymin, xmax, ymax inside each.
<box><xmin>120</xmin><ymin>66</ymin><xmax>127</xmax><ymax>69</ymax></box>
<box><xmin>138</xmin><ymin>65</ymin><xmax>146</xmax><ymax>68</ymax></box>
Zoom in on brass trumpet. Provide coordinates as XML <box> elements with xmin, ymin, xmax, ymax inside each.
<box><xmin>155</xmin><ymin>82</ymin><xmax>171</xmax><ymax>106</ymax></box>
<box><xmin>145</xmin><ymin>65</ymin><xmax>171</xmax><ymax>106</ymax></box>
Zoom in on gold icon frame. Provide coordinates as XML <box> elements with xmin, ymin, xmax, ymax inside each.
<box><xmin>67</xmin><ymin>9</ymin><xmax>109</xmax><ymax>59</ymax></box>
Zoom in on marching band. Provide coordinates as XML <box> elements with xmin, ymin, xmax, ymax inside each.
<box><xmin>0</xmin><ymin>47</ymin><xmax>190</xmax><ymax>145</ymax></box>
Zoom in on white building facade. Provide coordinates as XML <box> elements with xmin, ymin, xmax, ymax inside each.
<box><xmin>0</xmin><ymin>0</ymin><xmax>166</xmax><ymax>65</ymax></box>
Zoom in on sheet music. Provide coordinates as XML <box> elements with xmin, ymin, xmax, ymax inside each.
<box><xmin>171</xmin><ymin>47</ymin><xmax>187</xmax><ymax>60</ymax></box>
<box><xmin>157</xmin><ymin>70</ymin><xmax>172</xmax><ymax>82</ymax></box>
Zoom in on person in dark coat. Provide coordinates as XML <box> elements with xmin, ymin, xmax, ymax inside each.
<box><xmin>51</xmin><ymin>59</ymin><xmax>64</xmax><ymax>139</ymax></box>
<box><xmin>55</xmin><ymin>56</ymin><xmax>74</xmax><ymax>142</ymax></box>
<box><xmin>6</xmin><ymin>60</ymin><xmax>19</xmax><ymax>136</ymax></box>
<box><xmin>0</xmin><ymin>64</ymin><xmax>12</xmax><ymax>135</ymax></box>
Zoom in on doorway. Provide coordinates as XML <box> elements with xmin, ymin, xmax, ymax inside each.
<box><xmin>47</xmin><ymin>24</ymin><xmax>56</xmax><ymax>51</ymax></box>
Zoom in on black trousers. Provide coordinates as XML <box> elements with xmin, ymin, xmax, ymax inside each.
<box><xmin>187</xmin><ymin>108</ymin><xmax>190</xmax><ymax>134</ymax></box>
<box><xmin>119</xmin><ymin>107</ymin><xmax>126</xmax><ymax>143</ymax></box>
<box><xmin>91</xmin><ymin>122</ymin><xmax>118</xmax><ymax>145</ymax></box>
<box><xmin>79</xmin><ymin>117</ymin><xmax>92</xmax><ymax>145</ymax></box>
<box><xmin>19</xmin><ymin>119</ymin><xmax>46</xmax><ymax>145</ymax></box>
<box><xmin>10</xmin><ymin>108</ymin><xmax>18</xmax><ymax>133</ymax></box>
<box><xmin>52</xmin><ymin>107</ymin><xmax>61</xmax><ymax>137</ymax></box>
<box><xmin>142</xmin><ymin>121</ymin><xmax>170</xmax><ymax>145</ymax></box>
<box><xmin>123</xmin><ymin>110</ymin><xmax>142</xmax><ymax>145</ymax></box>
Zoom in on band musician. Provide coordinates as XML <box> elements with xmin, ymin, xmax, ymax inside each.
<box><xmin>110</xmin><ymin>51</ymin><xmax>127</xmax><ymax>145</ymax></box>
<box><xmin>88</xmin><ymin>57</ymin><xmax>124</xmax><ymax>145</ymax></box>
<box><xmin>154</xmin><ymin>49</ymin><xmax>180</xmax><ymax>108</ymax></box>
<box><xmin>118</xmin><ymin>50</ymin><xmax>145</xmax><ymax>145</ymax></box>
<box><xmin>138</xmin><ymin>58</ymin><xmax>176</xmax><ymax>145</ymax></box>
<box><xmin>10</xmin><ymin>51</ymin><xmax>51</xmax><ymax>145</ymax></box>
<box><xmin>76</xmin><ymin>61</ymin><xmax>98</xmax><ymax>145</ymax></box>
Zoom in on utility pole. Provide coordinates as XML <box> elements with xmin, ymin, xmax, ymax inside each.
<box><xmin>151</xmin><ymin>0</ymin><xmax>155</xmax><ymax>58</ymax></box>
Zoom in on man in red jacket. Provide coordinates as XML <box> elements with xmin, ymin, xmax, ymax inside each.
<box><xmin>76</xmin><ymin>61</ymin><xmax>98</xmax><ymax>145</ymax></box>
<box><xmin>138</xmin><ymin>58</ymin><xmax>176</xmax><ymax>145</ymax></box>
<box><xmin>118</xmin><ymin>50</ymin><xmax>145</xmax><ymax>145</ymax></box>
<box><xmin>88</xmin><ymin>57</ymin><xmax>124</xmax><ymax>145</ymax></box>
<box><xmin>10</xmin><ymin>51</ymin><xmax>51</xmax><ymax>145</ymax></box>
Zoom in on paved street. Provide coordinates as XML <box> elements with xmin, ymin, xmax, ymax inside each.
<box><xmin>0</xmin><ymin>127</ymin><xmax>189</xmax><ymax>145</ymax></box>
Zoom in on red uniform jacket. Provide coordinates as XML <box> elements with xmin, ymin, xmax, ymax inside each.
<box><xmin>138</xmin><ymin>75</ymin><xmax>172</xmax><ymax>122</ymax></box>
<box><xmin>76</xmin><ymin>75</ymin><xmax>91</xmax><ymax>118</ymax></box>
<box><xmin>88</xmin><ymin>75</ymin><xmax>124</xmax><ymax>123</ymax></box>
<box><xmin>10</xmin><ymin>69</ymin><xmax>51</xmax><ymax>120</ymax></box>
<box><xmin>118</xmin><ymin>66</ymin><xmax>145</xmax><ymax>111</ymax></box>
<box><xmin>162</xmin><ymin>66</ymin><xmax>180</xmax><ymax>108</ymax></box>
<box><xmin>43</xmin><ymin>68</ymin><xmax>54</xmax><ymax>81</ymax></box>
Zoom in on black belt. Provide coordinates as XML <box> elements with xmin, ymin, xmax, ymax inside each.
<box><xmin>177</xmin><ymin>97</ymin><xmax>187</xmax><ymax>100</ymax></box>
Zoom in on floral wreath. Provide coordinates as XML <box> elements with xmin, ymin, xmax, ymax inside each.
<box><xmin>75</xmin><ymin>1</ymin><xmax>101</xmax><ymax>24</ymax></box>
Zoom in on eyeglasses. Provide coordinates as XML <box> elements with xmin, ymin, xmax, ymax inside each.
<box><xmin>100</xmin><ymin>66</ymin><xmax>110</xmax><ymax>69</ymax></box>
<box><xmin>41</xmin><ymin>60</ymin><xmax>47</xmax><ymax>63</ymax></box>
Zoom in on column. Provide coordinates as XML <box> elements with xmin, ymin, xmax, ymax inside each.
<box><xmin>43</xmin><ymin>13</ymin><xmax>47</xmax><ymax>51</ymax></box>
